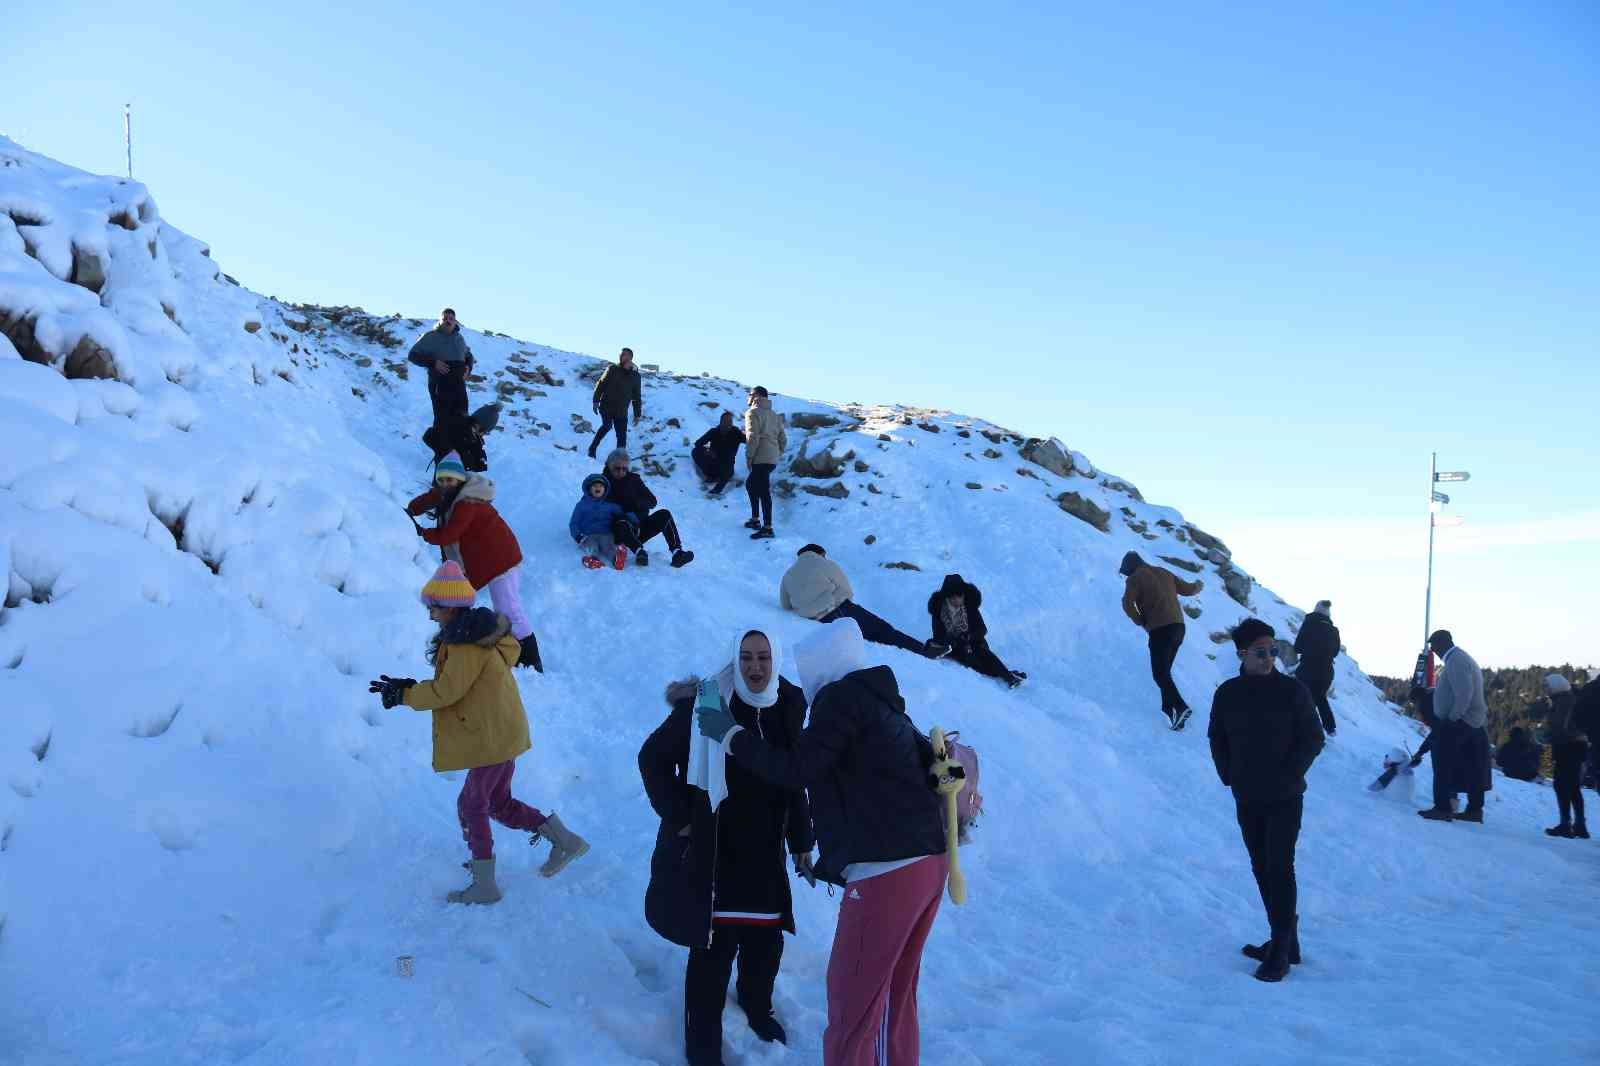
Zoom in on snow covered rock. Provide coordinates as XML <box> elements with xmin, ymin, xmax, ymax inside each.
<box><xmin>1021</xmin><ymin>435</ymin><xmax>1074</xmax><ymax>478</ymax></box>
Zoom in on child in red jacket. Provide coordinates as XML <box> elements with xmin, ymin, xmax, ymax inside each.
<box><xmin>407</xmin><ymin>452</ymin><xmax>541</xmax><ymax>671</ymax></box>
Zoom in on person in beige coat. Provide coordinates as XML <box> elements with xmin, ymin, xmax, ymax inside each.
<box><xmin>369</xmin><ymin>561</ymin><xmax>588</xmax><ymax>903</ymax></box>
<box><xmin>743</xmin><ymin>386</ymin><xmax>787</xmax><ymax>539</ymax></box>
<box><xmin>781</xmin><ymin>545</ymin><xmax>939</xmax><ymax>657</ymax></box>
<box><xmin>1119</xmin><ymin>551</ymin><xmax>1204</xmax><ymax>730</ymax></box>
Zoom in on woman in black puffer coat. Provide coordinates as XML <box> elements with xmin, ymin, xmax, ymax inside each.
<box><xmin>927</xmin><ymin>573</ymin><xmax>1025</xmax><ymax>688</ymax></box>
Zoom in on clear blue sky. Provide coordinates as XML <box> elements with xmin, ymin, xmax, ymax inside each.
<box><xmin>6</xmin><ymin>1</ymin><xmax>1597</xmax><ymax>673</ymax></box>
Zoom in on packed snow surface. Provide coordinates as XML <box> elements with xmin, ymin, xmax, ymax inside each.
<box><xmin>1</xmin><ymin>137</ymin><xmax>1596</xmax><ymax>1065</ymax></box>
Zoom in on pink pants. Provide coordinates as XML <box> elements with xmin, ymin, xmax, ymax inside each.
<box><xmin>458</xmin><ymin>760</ymin><xmax>547</xmax><ymax>860</ymax></box>
<box><xmin>485</xmin><ymin>568</ymin><xmax>533</xmax><ymax>641</ymax></box>
<box><xmin>824</xmin><ymin>854</ymin><xmax>947</xmax><ymax>1066</ymax></box>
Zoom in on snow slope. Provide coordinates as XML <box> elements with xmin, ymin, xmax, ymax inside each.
<box><xmin>1</xmin><ymin>138</ymin><xmax>1596</xmax><ymax>1066</ymax></box>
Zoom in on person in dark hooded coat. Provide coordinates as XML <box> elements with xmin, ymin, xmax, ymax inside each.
<box><xmin>1293</xmin><ymin>600</ymin><xmax>1340</xmax><ymax>735</ymax></box>
<box><xmin>1494</xmin><ymin>726</ymin><xmax>1542</xmax><ymax>783</ymax></box>
<box><xmin>926</xmin><ymin>574</ymin><xmax>1025</xmax><ymax>688</ymax></box>
<box><xmin>639</xmin><ymin>629</ymin><xmax>814</xmax><ymax>1065</ymax></box>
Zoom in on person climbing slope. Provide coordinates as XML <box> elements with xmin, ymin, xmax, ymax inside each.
<box><xmin>367</xmin><ymin>562</ymin><xmax>588</xmax><ymax>903</ymax></box>
<box><xmin>639</xmin><ymin>628</ymin><xmax>814</xmax><ymax>1066</ymax></box>
<box><xmin>406</xmin><ymin>452</ymin><xmax>541</xmax><ymax>669</ymax></box>
<box><xmin>926</xmin><ymin>573</ymin><xmax>1025</xmax><ymax>688</ymax></box>
<box><xmin>694</xmin><ymin>618</ymin><xmax>950</xmax><ymax>1066</ymax></box>
<box><xmin>589</xmin><ymin>347</ymin><xmax>643</xmax><ymax>457</ymax></box>
<box><xmin>1119</xmin><ymin>551</ymin><xmax>1203</xmax><ymax>729</ymax></box>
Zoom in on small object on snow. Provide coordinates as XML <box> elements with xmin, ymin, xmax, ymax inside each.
<box><xmin>396</xmin><ymin>955</ymin><xmax>415</xmax><ymax>977</ymax></box>
<box><xmin>581</xmin><ymin>555</ymin><xmax>604</xmax><ymax>570</ymax></box>
<box><xmin>612</xmin><ymin>546</ymin><xmax>628</xmax><ymax>570</ymax></box>
<box><xmin>1169</xmin><ymin>706</ymin><xmax>1193</xmax><ymax>731</ymax></box>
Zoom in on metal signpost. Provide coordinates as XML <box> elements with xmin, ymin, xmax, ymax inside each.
<box><xmin>1422</xmin><ymin>453</ymin><xmax>1471</xmax><ymax>683</ymax></box>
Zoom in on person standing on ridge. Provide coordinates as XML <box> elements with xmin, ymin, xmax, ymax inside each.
<box><xmin>1418</xmin><ymin>629</ymin><xmax>1491</xmax><ymax>824</ymax></box>
<box><xmin>1119</xmin><ymin>551</ymin><xmax>1203</xmax><ymax>729</ymax></box>
<box><xmin>743</xmin><ymin>386</ymin><xmax>786</xmax><ymax>540</ymax></box>
<box><xmin>589</xmin><ymin>347</ymin><xmax>643</xmax><ymax>458</ymax></box>
<box><xmin>692</xmin><ymin>411</ymin><xmax>746</xmax><ymax>495</ymax></box>
<box><xmin>406</xmin><ymin>452</ymin><xmax>542</xmax><ymax>670</ymax></box>
<box><xmin>1293</xmin><ymin>600</ymin><xmax>1341</xmax><ymax>736</ymax></box>
<box><xmin>781</xmin><ymin>545</ymin><xmax>945</xmax><ymax>658</ymax></box>
<box><xmin>639</xmin><ymin>628</ymin><xmax>814</xmax><ymax>1066</ymax></box>
<box><xmin>1207</xmin><ymin>618</ymin><xmax>1325</xmax><ymax>983</ymax></box>
<box><xmin>407</xmin><ymin>307</ymin><xmax>474</xmax><ymax>425</ymax></box>
<box><xmin>1539</xmin><ymin>673</ymin><xmax>1589</xmax><ymax>838</ymax></box>
<box><xmin>367</xmin><ymin>562</ymin><xmax>588</xmax><ymax>904</ymax></box>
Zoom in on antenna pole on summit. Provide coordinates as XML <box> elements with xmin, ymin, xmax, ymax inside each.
<box><xmin>124</xmin><ymin>103</ymin><xmax>133</xmax><ymax>179</ymax></box>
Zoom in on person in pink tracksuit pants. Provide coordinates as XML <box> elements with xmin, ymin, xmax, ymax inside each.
<box><xmin>697</xmin><ymin>618</ymin><xmax>949</xmax><ymax>1064</ymax></box>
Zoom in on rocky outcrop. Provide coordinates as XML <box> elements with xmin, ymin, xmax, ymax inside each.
<box><xmin>570</xmin><ymin>413</ymin><xmax>594</xmax><ymax>434</ymax></box>
<box><xmin>1056</xmin><ymin>491</ymin><xmax>1109</xmax><ymax>532</ymax></box>
<box><xmin>1159</xmin><ymin>554</ymin><xmax>1203</xmax><ymax>574</ymax></box>
<box><xmin>1185</xmin><ymin>524</ymin><xmax>1230</xmax><ymax>558</ymax></box>
<box><xmin>790</xmin><ymin>441</ymin><xmax>850</xmax><ymax>479</ymax></box>
<box><xmin>789</xmin><ymin>412</ymin><xmax>841</xmax><ymax>430</ymax></box>
<box><xmin>1021</xmin><ymin>437</ymin><xmax>1073</xmax><ymax>478</ymax></box>
<box><xmin>801</xmin><ymin>481</ymin><xmax>849</xmax><ymax>499</ymax></box>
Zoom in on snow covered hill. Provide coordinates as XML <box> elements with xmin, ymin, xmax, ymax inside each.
<box><xmin>2</xmin><ymin>137</ymin><xmax>1596</xmax><ymax>1066</ymax></box>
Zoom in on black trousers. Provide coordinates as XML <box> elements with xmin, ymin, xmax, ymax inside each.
<box><xmin>693</xmin><ymin>450</ymin><xmax>733</xmax><ymax>492</ymax></box>
<box><xmin>1430</xmin><ymin>721</ymin><xmax>1485</xmax><ymax>813</ymax></box>
<box><xmin>685</xmin><ymin>925</ymin><xmax>783</xmax><ymax>1057</ymax></box>
<box><xmin>589</xmin><ymin>410</ymin><xmax>628</xmax><ymax>455</ymax></box>
<box><xmin>1554</xmin><ymin>740</ymin><xmax>1589</xmax><ymax>825</ymax></box>
<box><xmin>611</xmin><ymin>511</ymin><xmax>683</xmax><ymax>553</ymax></box>
<box><xmin>746</xmin><ymin>463</ymin><xmax>775</xmax><ymax>526</ymax></box>
<box><xmin>820</xmin><ymin>600</ymin><xmax>928</xmax><ymax>656</ymax></box>
<box><xmin>427</xmin><ymin>368</ymin><xmax>468</xmax><ymax>424</ymax></box>
<box><xmin>952</xmin><ymin>639</ymin><xmax>1014</xmax><ymax>681</ymax></box>
<box><xmin>1147</xmin><ymin>623</ymin><xmax>1188</xmax><ymax>716</ymax></box>
<box><xmin>1305</xmin><ymin>677</ymin><xmax>1337</xmax><ymax>734</ymax></box>
<box><xmin>1235</xmin><ymin>796</ymin><xmax>1302</xmax><ymax>940</ymax></box>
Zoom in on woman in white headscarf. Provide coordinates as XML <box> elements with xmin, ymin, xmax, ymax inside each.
<box><xmin>639</xmin><ymin>628</ymin><xmax>814</xmax><ymax>1066</ymax></box>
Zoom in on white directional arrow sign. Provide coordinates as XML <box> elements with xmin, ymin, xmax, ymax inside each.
<box><xmin>1435</xmin><ymin>471</ymin><xmax>1471</xmax><ymax>483</ymax></box>
<box><xmin>1432</xmin><ymin>490</ymin><xmax>1450</xmax><ymax>504</ymax></box>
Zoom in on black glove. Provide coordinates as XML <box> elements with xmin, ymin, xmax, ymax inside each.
<box><xmin>1408</xmin><ymin>753</ymin><xmax>1424</xmax><ymax>768</ymax></box>
<box><xmin>368</xmin><ymin>675</ymin><xmax>416</xmax><ymax>709</ymax></box>
<box><xmin>404</xmin><ymin>508</ymin><xmax>426</xmax><ymax>536</ymax></box>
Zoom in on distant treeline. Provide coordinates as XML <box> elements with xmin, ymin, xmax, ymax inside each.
<box><xmin>1370</xmin><ymin>665</ymin><xmax>1594</xmax><ymax>747</ymax></box>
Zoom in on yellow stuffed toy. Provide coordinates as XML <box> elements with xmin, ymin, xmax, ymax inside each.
<box><xmin>928</xmin><ymin>727</ymin><xmax>968</xmax><ymax>905</ymax></box>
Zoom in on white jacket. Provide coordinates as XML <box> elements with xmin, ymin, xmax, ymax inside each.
<box><xmin>1434</xmin><ymin>646</ymin><xmax>1488</xmax><ymax>729</ymax></box>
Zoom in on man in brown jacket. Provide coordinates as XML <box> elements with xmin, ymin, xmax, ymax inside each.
<box><xmin>1120</xmin><ymin>551</ymin><xmax>1203</xmax><ymax>729</ymax></box>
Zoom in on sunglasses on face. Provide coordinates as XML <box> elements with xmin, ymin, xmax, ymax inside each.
<box><xmin>1248</xmin><ymin>646</ymin><xmax>1275</xmax><ymax>660</ymax></box>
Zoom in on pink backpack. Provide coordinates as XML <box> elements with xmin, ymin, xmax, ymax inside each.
<box><xmin>942</xmin><ymin>731</ymin><xmax>983</xmax><ymax>844</ymax></box>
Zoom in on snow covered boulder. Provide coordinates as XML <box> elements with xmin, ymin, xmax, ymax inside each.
<box><xmin>790</xmin><ymin>440</ymin><xmax>850</xmax><ymax>479</ymax></box>
<box><xmin>1056</xmin><ymin>490</ymin><xmax>1109</xmax><ymax>532</ymax></box>
<box><xmin>1022</xmin><ymin>437</ymin><xmax>1074</xmax><ymax>478</ymax></box>
<box><xmin>0</xmin><ymin>360</ymin><xmax>77</xmax><ymax>424</ymax></box>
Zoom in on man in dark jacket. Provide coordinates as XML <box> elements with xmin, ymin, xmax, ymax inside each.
<box><xmin>639</xmin><ymin>630</ymin><xmax>813</xmax><ymax>1064</ymax></box>
<box><xmin>692</xmin><ymin>412</ymin><xmax>746</xmax><ymax>495</ymax></box>
<box><xmin>600</xmin><ymin>448</ymin><xmax>694</xmax><ymax>568</ymax></box>
<box><xmin>407</xmin><ymin>308</ymin><xmax>474</xmax><ymax>424</ymax></box>
<box><xmin>1120</xmin><ymin>551</ymin><xmax>1204</xmax><ymax>729</ymax></box>
<box><xmin>927</xmin><ymin>573</ymin><xmax>1025</xmax><ymax>688</ymax></box>
<box><xmin>1293</xmin><ymin>600</ymin><xmax>1340</xmax><ymax>735</ymax></box>
<box><xmin>1495</xmin><ymin>726</ymin><xmax>1542</xmax><ymax>783</ymax></box>
<box><xmin>696</xmin><ymin>619</ymin><xmax>949</xmax><ymax>1066</ymax></box>
<box><xmin>1207</xmin><ymin>617</ymin><xmax>1325</xmax><ymax>983</ymax></box>
<box><xmin>588</xmin><ymin>347</ymin><xmax>643</xmax><ymax>457</ymax></box>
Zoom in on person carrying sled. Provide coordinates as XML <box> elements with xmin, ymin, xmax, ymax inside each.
<box><xmin>569</xmin><ymin>473</ymin><xmax>627</xmax><ymax>570</ymax></box>
<box><xmin>588</xmin><ymin>346</ymin><xmax>643</xmax><ymax>457</ymax></box>
<box><xmin>1494</xmin><ymin>726</ymin><xmax>1542</xmax><ymax>783</ymax></box>
<box><xmin>1539</xmin><ymin>673</ymin><xmax>1589</xmax><ymax>838</ymax></box>
<box><xmin>743</xmin><ymin>386</ymin><xmax>786</xmax><ymax>540</ymax></box>
<box><xmin>694</xmin><ymin>618</ymin><xmax>950</xmax><ymax>1066</ymax></box>
<box><xmin>407</xmin><ymin>307</ymin><xmax>475</xmax><ymax>425</ymax></box>
<box><xmin>926</xmin><ymin>573</ymin><xmax>1025</xmax><ymax>688</ymax></box>
<box><xmin>781</xmin><ymin>545</ymin><xmax>943</xmax><ymax>658</ymax></box>
<box><xmin>1293</xmin><ymin>600</ymin><xmax>1341</xmax><ymax>735</ymax></box>
<box><xmin>367</xmin><ymin>562</ymin><xmax>588</xmax><ymax>903</ymax></box>
<box><xmin>1417</xmin><ymin>629</ymin><xmax>1491</xmax><ymax>824</ymax></box>
<box><xmin>1119</xmin><ymin>551</ymin><xmax>1203</xmax><ymax>729</ymax></box>
<box><xmin>406</xmin><ymin>452</ymin><xmax>541</xmax><ymax>670</ymax></box>
<box><xmin>600</xmin><ymin>448</ymin><xmax>695</xmax><ymax>568</ymax></box>
<box><xmin>639</xmin><ymin>629</ymin><xmax>814</xmax><ymax>1066</ymax></box>
<box><xmin>693</xmin><ymin>411</ymin><xmax>746</xmax><ymax>495</ymax></box>
<box><xmin>1207</xmin><ymin>618</ymin><xmax>1325</xmax><ymax>983</ymax></box>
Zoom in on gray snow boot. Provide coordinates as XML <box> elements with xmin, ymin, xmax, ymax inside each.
<box><xmin>448</xmin><ymin>858</ymin><xmax>502</xmax><ymax>905</ymax></box>
<box><xmin>538</xmin><ymin>814</ymin><xmax>591</xmax><ymax>878</ymax></box>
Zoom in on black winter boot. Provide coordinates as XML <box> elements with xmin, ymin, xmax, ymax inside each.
<box><xmin>517</xmin><ymin>634</ymin><xmax>544</xmax><ymax>673</ymax></box>
<box><xmin>1546</xmin><ymin>823</ymin><xmax>1573</xmax><ymax>838</ymax></box>
<box><xmin>634</xmin><ymin>548</ymin><xmax>649</xmax><ymax>567</ymax></box>
<box><xmin>1575</xmin><ymin>819</ymin><xmax>1590</xmax><ymax>839</ymax></box>
<box><xmin>1253</xmin><ymin>939</ymin><xmax>1292</xmax><ymax>982</ymax></box>
<box><xmin>671</xmin><ymin>549</ymin><xmax>695</xmax><ymax>568</ymax></box>
<box><xmin>744</xmin><ymin>1009</ymin><xmax>787</xmax><ymax>1045</ymax></box>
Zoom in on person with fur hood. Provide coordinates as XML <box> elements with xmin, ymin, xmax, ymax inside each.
<box><xmin>695</xmin><ymin>619</ymin><xmax>950</xmax><ymax>1066</ymax></box>
<box><xmin>639</xmin><ymin>629</ymin><xmax>814</xmax><ymax>1066</ymax></box>
<box><xmin>926</xmin><ymin>573</ymin><xmax>1026</xmax><ymax>688</ymax></box>
<box><xmin>367</xmin><ymin>562</ymin><xmax>588</xmax><ymax>903</ymax></box>
<box><xmin>1293</xmin><ymin>600</ymin><xmax>1341</xmax><ymax>735</ymax></box>
<box><xmin>406</xmin><ymin>452</ymin><xmax>542</xmax><ymax>670</ymax></box>
<box><xmin>1538</xmin><ymin>673</ymin><xmax>1589</xmax><ymax>839</ymax></box>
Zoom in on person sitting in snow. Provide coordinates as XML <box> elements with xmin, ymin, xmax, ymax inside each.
<box><xmin>639</xmin><ymin>628</ymin><xmax>814</xmax><ymax>1066</ymax></box>
<box><xmin>569</xmin><ymin>473</ymin><xmax>626</xmax><ymax>570</ymax></box>
<box><xmin>406</xmin><ymin>307</ymin><xmax>475</xmax><ymax>425</ymax></box>
<box><xmin>926</xmin><ymin>573</ymin><xmax>1025</xmax><ymax>688</ymax></box>
<box><xmin>367</xmin><ymin>562</ymin><xmax>588</xmax><ymax>903</ymax></box>
<box><xmin>406</xmin><ymin>452</ymin><xmax>540</xmax><ymax>670</ymax></box>
<box><xmin>692</xmin><ymin>411</ymin><xmax>746</xmax><ymax>495</ymax></box>
<box><xmin>1494</xmin><ymin>726</ymin><xmax>1542</xmax><ymax>783</ymax></box>
<box><xmin>600</xmin><ymin>448</ymin><xmax>695</xmax><ymax>568</ymax></box>
<box><xmin>694</xmin><ymin>618</ymin><xmax>950</xmax><ymax>1066</ymax></box>
<box><xmin>781</xmin><ymin>544</ymin><xmax>944</xmax><ymax>658</ymax></box>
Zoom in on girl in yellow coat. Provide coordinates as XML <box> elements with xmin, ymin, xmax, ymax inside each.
<box><xmin>370</xmin><ymin>561</ymin><xmax>589</xmax><ymax>903</ymax></box>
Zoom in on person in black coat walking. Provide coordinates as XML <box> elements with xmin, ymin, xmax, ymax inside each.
<box><xmin>927</xmin><ymin>574</ymin><xmax>1025</xmax><ymax>688</ymax></box>
<box><xmin>589</xmin><ymin>347</ymin><xmax>643</xmax><ymax>457</ymax></box>
<box><xmin>640</xmin><ymin>629</ymin><xmax>813</xmax><ymax>1066</ymax></box>
<box><xmin>1207</xmin><ymin>617</ymin><xmax>1325</xmax><ymax>983</ymax></box>
<box><xmin>1293</xmin><ymin>600</ymin><xmax>1340</xmax><ymax>735</ymax></box>
<box><xmin>692</xmin><ymin>412</ymin><xmax>746</xmax><ymax>495</ymax></box>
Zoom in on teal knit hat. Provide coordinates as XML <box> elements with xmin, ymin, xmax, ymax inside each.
<box><xmin>435</xmin><ymin>452</ymin><xmax>468</xmax><ymax>482</ymax></box>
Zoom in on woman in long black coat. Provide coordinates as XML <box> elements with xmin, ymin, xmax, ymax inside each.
<box><xmin>639</xmin><ymin>628</ymin><xmax>814</xmax><ymax>1066</ymax></box>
